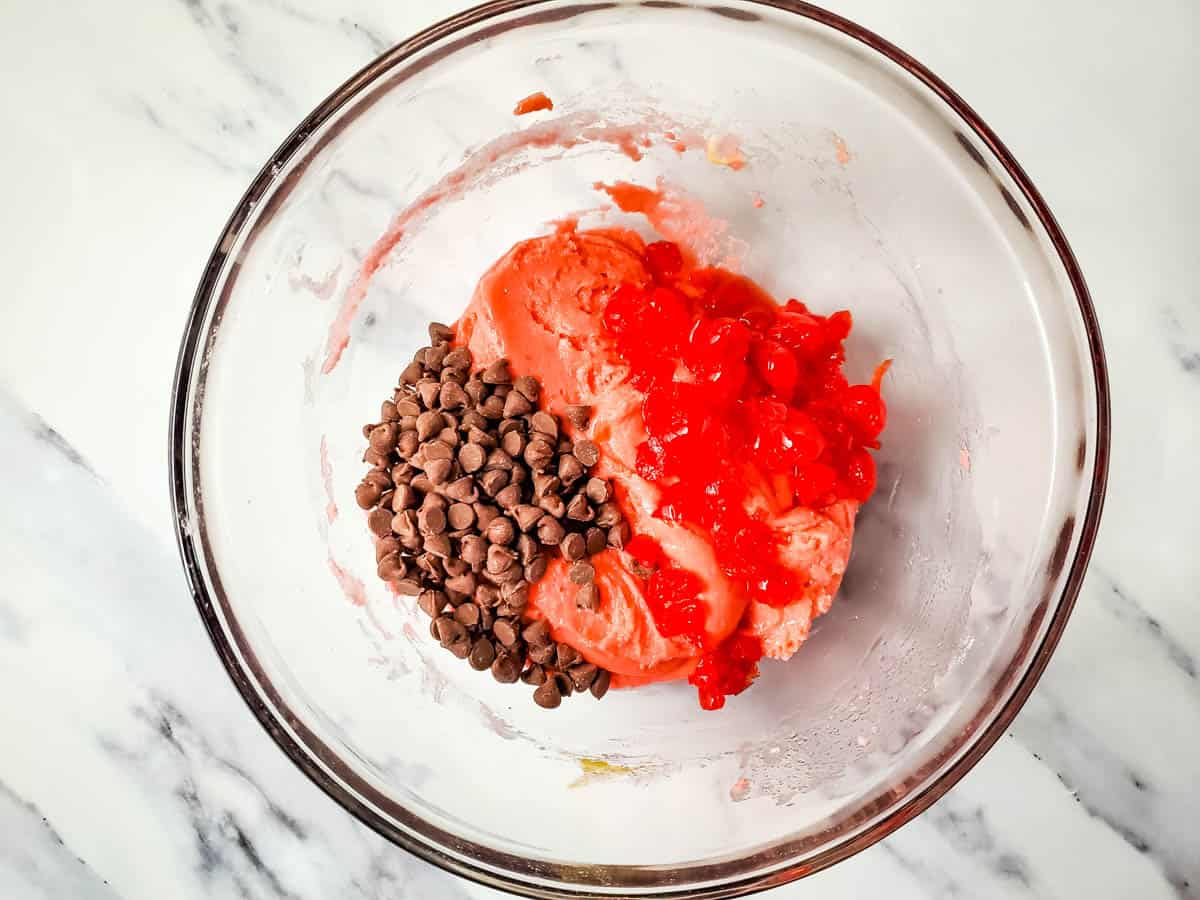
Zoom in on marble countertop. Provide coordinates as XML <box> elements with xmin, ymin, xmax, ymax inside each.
<box><xmin>2</xmin><ymin>1</ymin><xmax>1197</xmax><ymax>897</ymax></box>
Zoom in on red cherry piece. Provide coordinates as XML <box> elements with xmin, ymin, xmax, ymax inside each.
<box><xmin>645</xmin><ymin>566</ymin><xmax>707</xmax><ymax>643</ymax></box>
<box><xmin>645</xmin><ymin>240</ymin><xmax>683</xmax><ymax>280</ymax></box>
<box><xmin>596</xmin><ymin>240</ymin><xmax>887</xmax><ymax>708</ymax></box>
<box><xmin>841</xmin><ymin>384</ymin><xmax>887</xmax><ymax>440</ymax></box>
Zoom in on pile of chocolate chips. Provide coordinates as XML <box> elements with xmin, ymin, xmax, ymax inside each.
<box><xmin>354</xmin><ymin>323</ymin><xmax>631</xmax><ymax>709</ymax></box>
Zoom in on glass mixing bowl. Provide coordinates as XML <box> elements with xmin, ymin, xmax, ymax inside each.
<box><xmin>170</xmin><ymin>2</ymin><xmax>1109</xmax><ymax>896</ymax></box>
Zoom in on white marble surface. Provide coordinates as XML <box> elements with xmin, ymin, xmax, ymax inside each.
<box><xmin>1</xmin><ymin>0</ymin><xmax>1197</xmax><ymax>897</ymax></box>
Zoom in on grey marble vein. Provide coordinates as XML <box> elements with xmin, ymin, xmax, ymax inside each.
<box><xmin>1165</xmin><ymin>307</ymin><xmax>1200</xmax><ymax>375</ymax></box>
<box><xmin>0</xmin><ymin>780</ymin><xmax>120</xmax><ymax>900</ymax></box>
<box><xmin>1015</xmin><ymin>688</ymin><xmax>1198</xmax><ymax>898</ymax></box>
<box><xmin>1097</xmin><ymin>570</ymin><xmax>1197</xmax><ymax>681</ymax></box>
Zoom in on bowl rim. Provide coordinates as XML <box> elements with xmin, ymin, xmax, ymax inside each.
<box><xmin>169</xmin><ymin>1</ymin><xmax>1111</xmax><ymax>896</ymax></box>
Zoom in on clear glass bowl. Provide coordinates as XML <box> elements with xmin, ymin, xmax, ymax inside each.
<box><xmin>169</xmin><ymin>2</ymin><xmax>1109</xmax><ymax>896</ymax></box>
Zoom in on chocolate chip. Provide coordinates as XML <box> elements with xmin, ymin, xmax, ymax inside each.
<box><xmin>434</xmin><ymin>616</ymin><xmax>467</xmax><ymax>648</ymax></box>
<box><xmin>516</xmin><ymin>534</ymin><xmax>539</xmax><ymax>564</ymax></box>
<box><xmin>486</xmin><ymin>544</ymin><xmax>517</xmax><ymax>574</ymax></box>
<box><xmin>566</xmin><ymin>494</ymin><xmax>594</xmax><ymax>522</ymax></box>
<box><xmin>585</xmin><ymin>526</ymin><xmax>607</xmax><ymax>556</ymax></box>
<box><xmin>421</xmin><ymin>440</ymin><xmax>454</xmax><ymax>464</ymax></box>
<box><xmin>494</xmin><ymin>484</ymin><xmax>523</xmax><ymax>510</ymax></box>
<box><xmin>525</xmin><ymin>641</ymin><xmax>553</xmax><ymax>667</ymax></box>
<box><xmin>445</xmin><ymin>572</ymin><xmax>477</xmax><ymax>596</ymax></box>
<box><xmin>454</xmin><ymin>602</ymin><xmax>481</xmax><ymax>629</ymax></box>
<box><xmin>382</xmin><ymin>400</ymin><xmax>401</xmax><ymax>421</ymax></box>
<box><xmin>468</xmin><ymin>637</ymin><xmax>496</xmax><ymax>671</ymax></box>
<box><xmin>583</xmin><ymin>477</ymin><xmax>610</xmax><ymax>504</ymax></box>
<box><xmin>492</xmin><ymin>562</ymin><xmax>526</xmax><ymax>585</ymax></box>
<box><xmin>594</xmin><ymin>502</ymin><xmax>622</xmax><ymax>527</ymax></box>
<box><xmin>530</xmin><ymin>411</ymin><xmax>558</xmax><ymax>440</ymax></box>
<box><xmin>513</xmin><ymin>375</ymin><xmax>540</xmax><ymax>401</ymax></box>
<box><xmin>523</xmin><ymin>439</ymin><xmax>555</xmax><ymax>472</ymax></box>
<box><xmin>447</xmin><ymin>503</ymin><xmax>475</xmax><ymax>531</ymax></box>
<box><xmin>501</xmin><ymin>580</ymin><xmax>530</xmax><ymax>611</ymax></box>
<box><xmin>537</xmin><ymin>493</ymin><xmax>566</xmax><ymax>519</ymax></box>
<box><xmin>536</xmin><ymin>517</ymin><xmax>565</xmax><ymax>546</ymax></box>
<box><xmin>444</xmin><ymin>346</ymin><xmax>472</xmax><ymax>369</ymax></box>
<box><xmin>557</xmin><ymin>673</ymin><xmax>578</xmax><ymax>699</ymax></box>
<box><xmin>590</xmin><ymin>669</ymin><xmax>612</xmax><ymax>699</ymax></box>
<box><xmin>390</xmin><ymin>483</ymin><xmax>417</xmax><ymax>511</ymax></box>
<box><xmin>444</xmin><ymin>476</ymin><xmax>479</xmax><ymax>503</ymax></box>
<box><xmin>486</xmin><ymin>515</ymin><xmax>516</xmax><ymax>545</ymax></box>
<box><xmin>556</xmin><ymin>643</ymin><xmax>582</xmax><ymax>668</ymax></box>
<box><xmin>481</xmin><ymin>359</ymin><xmax>511</xmax><ymax>384</ymax></box>
<box><xmin>425</xmin><ymin>458</ymin><xmax>453</xmax><ymax>485</ymax></box>
<box><xmin>443</xmin><ymin>557</ymin><xmax>470</xmax><ymax>577</ymax></box>
<box><xmin>362</xmin><ymin>447</ymin><xmax>390</xmax><ymax>468</ymax></box>
<box><xmin>413</xmin><ymin>411</ymin><xmax>442</xmax><ymax>442</ymax></box>
<box><xmin>395</xmin><ymin>577</ymin><xmax>423</xmax><ymax>596</ymax></box>
<box><xmin>565</xmin><ymin>405</ymin><xmax>591</xmax><ymax>429</ymax></box>
<box><xmin>479</xmin><ymin>395</ymin><xmax>505</xmax><ymax>419</ymax></box>
<box><xmin>502</xmin><ymin>391</ymin><xmax>532</xmax><ymax>417</ymax></box>
<box><xmin>478</xmin><ymin>469</ymin><xmax>509</xmax><ymax>497</ymax></box>
<box><xmin>417</xmin><ymin>380</ymin><xmax>441</xmax><ymax>408</ymax></box>
<box><xmin>355</xmin><ymin>481</ymin><xmax>382</xmax><ymax>509</ymax></box>
<box><xmin>524</xmin><ymin>555</ymin><xmax>549</xmax><ymax>582</ymax></box>
<box><xmin>467</xmin><ymin>426</ymin><xmax>497</xmax><ymax>449</ymax></box>
<box><xmin>513</xmin><ymin>504</ymin><xmax>544</xmax><ymax>532</ymax></box>
<box><xmin>519</xmin><ymin>619</ymin><xmax>549</xmax><ymax>646</ymax></box>
<box><xmin>532</xmin><ymin>473</ymin><xmax>561</xmax><ymax>498</ymax></box>
<box><xmin>400</xmin><ymin>361</ymin><xmax>423</xmax><ymax>384</ymax></box>
<box><xmin>568</xmin><ymin>662</ymin><xmax>598</xmax><ymax>692</ymax></box>
<box><xmin>424</xmin><ymin>533</ymin><xmax>451</xmax><ymax>558</ymax></box>
<box><xmin>439</xmin><ymin>380</ymin><xmax>468</xmax><ymax>410</ymax></box>
<box><xmin>475</xmin><ymin>584</ymin><xmax>499</xmax><ymax>608</ymax></box>
<box><xmin>377</xmin><ymin>553</ymin><xmax>406</xmax><ymax>582</ymax></box>
<box><xmin>577</xmin><ymin>583</ymin><xmax>600</xmax><ymax>611</ymax></box>
<box><xmin>429</xmin><ymin>322</ymin><xmax>454</xmax><ymax>343</ymax></box>
<box><xmin>557</xmin><ymin>454</ymin><xmax>585</xmax><ymax>486</ymax></box>
<box><xmin>391</xmin><ymin>509</ymin><xmax>418</xmax><ymax>538</ymax></box>
<box><xmin>397</xmin><ymin>430</ymin><xmax>420</xmax><ymax>458</ymax></box>
<box><xmin>367</xmin><ymin>507</ymin><xmax>393</xmax><ymax>538</ymax></box>
<box><xmin>463</xmin><ymin>377</ymin><xmax>485</xmax><ymax>403</ymax></box>
<box><xmin>501</xmin><ymin>430</ymin><xmax>526</xmax><ymax>457</ymax></box>
<box><xmin>493</xmin><ymin>618</ymin><xmax>520</xmax><ymax>647</ymax></box>
<box><xmin>418</xmin><ymin>589</ymin><xmax>448</xmax><ymax>617</ymax></box>
<box><xmin>417</xmin><ymin>505</ymin><xmax>446</xmax><ymax>535</ymax></box>
<box><xmin>368</xmin><ymin>423</ymin><xmax>399</xmax><ymax>454</ymax></box>
<box><xmin>375</xmin><ymin>537</ymin><xmax>401</xmax><ymax>562</ymax></box>
<box><xmin>416</xmin><ymin>554</ymin><xmax>443</xmax><ymax>581</ymax></box>
<box><xmin>533</xmin><ymin>680</ymin><xmax>561</xmax><ymax>709</ymax></box>
<box><xmin>364</xmin><ymin>468</ymin><xmax>392</xmax><ymax>489</ymax></box>
<box><xmin>474</xmin><ymin>504</ymin><xmax>500</xmax><ymax>532</ymax></box>
<box><xmin>569</xmin><ymin>561</ymin><xmax>595</xmax><ymax>585</ymax></box>
<box><xmin>560</xmin><ymin>532</ymin><xmax>585</xmax><ymax>561</ymax></box>
<box><xmin>453</xmin><ymin>446</ymin><xmax>483</xmax><ymax>481</ymax></box>
<box><xmin>491</xmin><ymin>652</ymin><xmax>522</xmax><ymax>683</ymax></box>
<box><xmin>487</xmin><ymin>448</ymin><xmax>516</xmax><ymax>471</ymax></box>
<box><xmin>421</xmin><ymin>490</ymin><xmax>448</xmax><ymax>509</ymax></box>
<box><xmin>425</xmin><ymin>343</ymin><xmax>448</xmax><ymax>370</ymax></box>
<box><xmin>521</xmin><ymin>663</ymin><xmax>547</xmax><ymax>685</ymax></box>
<box><xmin>574</xmin><ymin>439</ymin><xmax>600</xmax><ymax>467</ymax></box>
<box><xmin>409</xmin><ymin>474</ymin><xmax>434</xmax><ymax>495</ymax></box>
